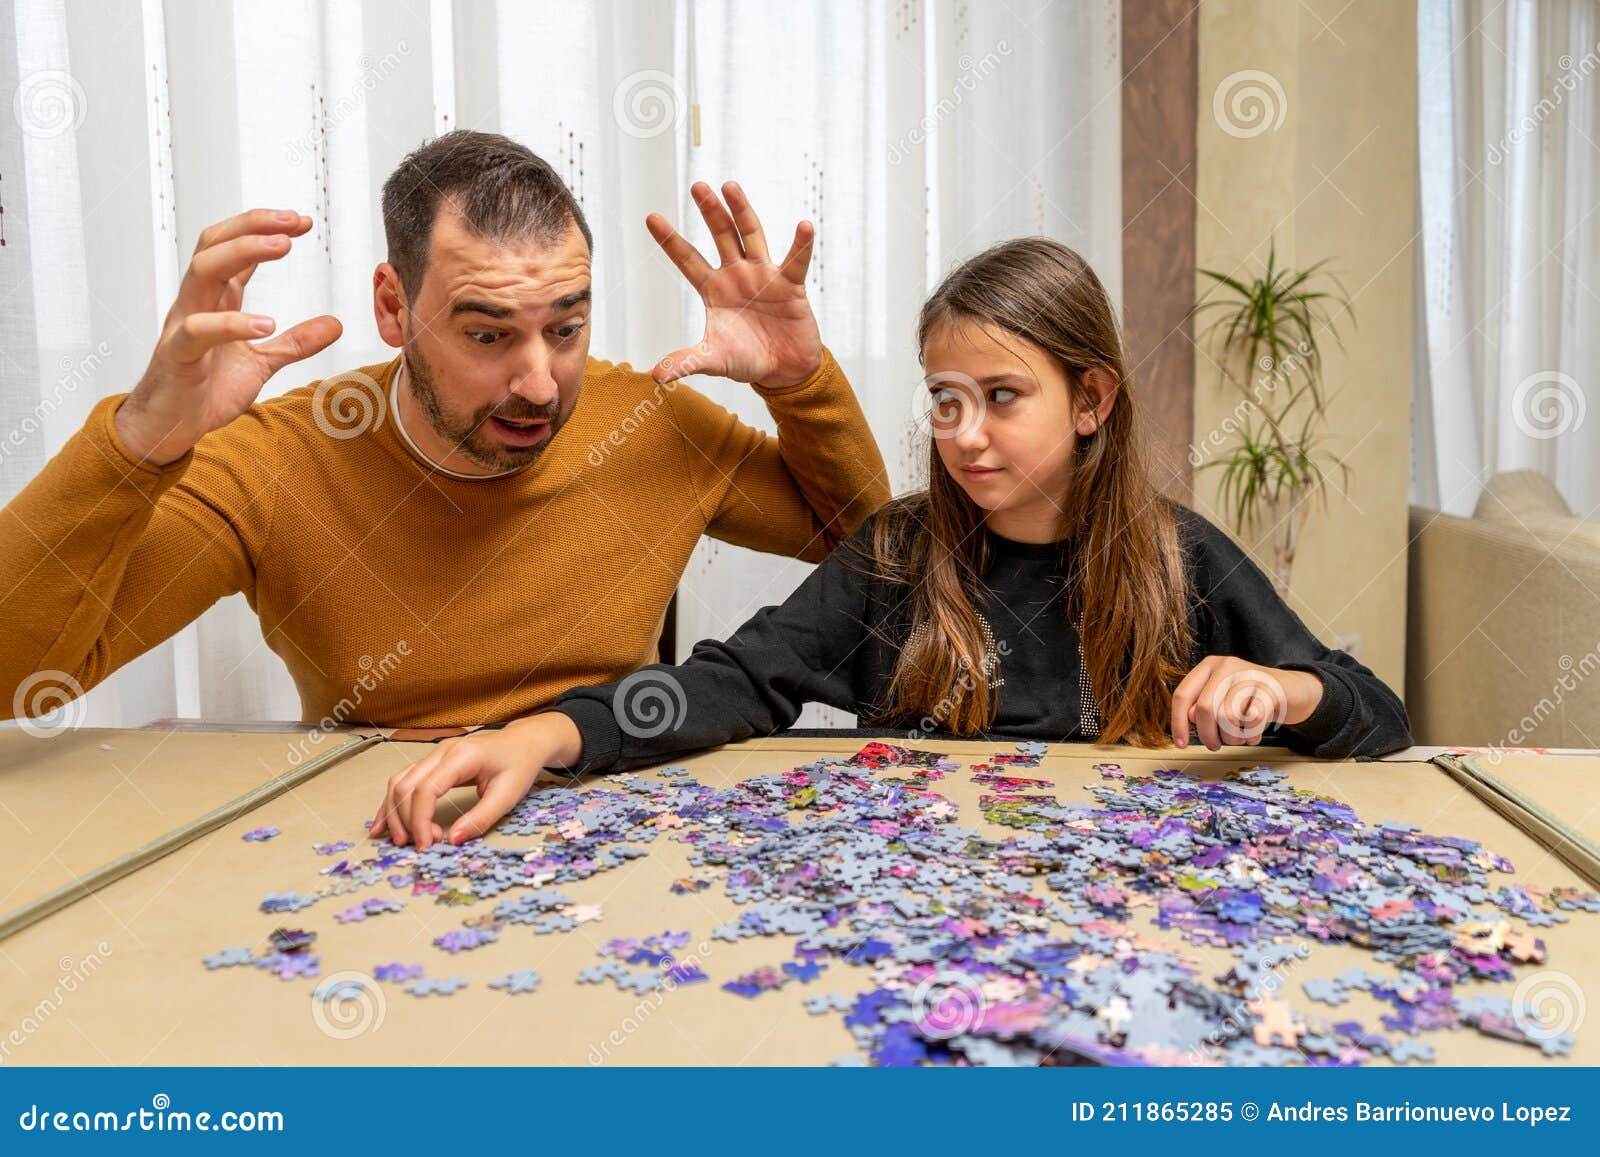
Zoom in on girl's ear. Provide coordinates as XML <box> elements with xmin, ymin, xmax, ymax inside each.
<box><xmin>1074</xmin><ymin>367</ymin><xmax>1120</xmax><ymax>437</ymax></box>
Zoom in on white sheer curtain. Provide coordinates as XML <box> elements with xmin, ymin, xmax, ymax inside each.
<box><xmin>1414</xmin><ymin>0</ymin><xmax>1600</xmax><ymax>517</ymax></box>
<box><xmin>675</xmin><ymin>0</ymin><xmax>1121</xmax><ymax>726</ymax></box>
<box><xmin>1</xmin><ymin>0</ymin><xmax>1121</xmax><ymax>728</ymax></box>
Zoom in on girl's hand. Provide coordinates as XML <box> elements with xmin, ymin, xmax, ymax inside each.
<box><xmin>1169</xmin><ymin>656</ymin><xmax>1325</xmax><ymax>750</ymax></box>
<box><xmin>367</xmin><ymin>712</ymin><xmax>584</xmax><ymax>851</ymax></box>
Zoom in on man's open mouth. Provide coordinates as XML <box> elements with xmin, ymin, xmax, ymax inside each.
<box><xmin>488</xmin><ymin>415</ymin><xmax>551</xmax><ymax>443</ymax></box>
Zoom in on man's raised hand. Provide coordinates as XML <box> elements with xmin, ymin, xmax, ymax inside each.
<box><xmin>647</xmin><ymin>181</ymin><xmax>821</xmax><ymax>391</ymax></box>
<box><xmin>114</xmin><ymin>209</ymin><xmax>342</xmax><ymax>465</ymax></box>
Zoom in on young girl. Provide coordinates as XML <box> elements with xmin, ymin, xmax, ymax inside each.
<box><xmin>371</xmin><ymin>238</ymin><xmax>1411</xmax><ymax>850</ymax></box>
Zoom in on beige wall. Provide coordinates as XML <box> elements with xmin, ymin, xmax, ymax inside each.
<box><xmin>1192</xmin><ymin>0</ymin><xmax>1417</xmax><ymax>693</ymax></box>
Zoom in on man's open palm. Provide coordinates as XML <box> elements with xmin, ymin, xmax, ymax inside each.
<box><xmin>648</xmin><ymin>181</ymin><xmax>821</xmax><ymax>391</ymax></box>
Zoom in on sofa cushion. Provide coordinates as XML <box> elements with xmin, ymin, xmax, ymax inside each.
<box><xmin>1474</xmin><ymin>468</ymin><xmax>1572</xmax><ymax>522</ymax></box>
<box><xmin>1506</xmin><ymin>510</ymin><xmax>1600</xmax><ymax>554</ymax></box>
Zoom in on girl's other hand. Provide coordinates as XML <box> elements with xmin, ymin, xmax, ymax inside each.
<box><xmin>1169</xmin><ymin>656</ymin><xmax>1325</xmax><ymax>750</ymax></box>
<box><xmin>366</xmin><ymin>711</ymin><xmax>584</xmax><ymax>850</ymax></box>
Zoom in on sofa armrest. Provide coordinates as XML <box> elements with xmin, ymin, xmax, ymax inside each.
<box><xmin>1407</xmin><ymin>505</ymin><xmax>1600</xmax><ymax>747</ymax></box>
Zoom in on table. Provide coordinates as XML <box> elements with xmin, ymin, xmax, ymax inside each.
<box><xmin>1</xmin><ymin>729</ymin><xmax>1596</xmax><ymax>1065</ymax></box>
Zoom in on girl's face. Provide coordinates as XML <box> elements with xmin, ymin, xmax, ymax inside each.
<box><xmin>922</xmin><ymin>320</ymin><xmax>1112</xmax><ymax>541</ymax></box>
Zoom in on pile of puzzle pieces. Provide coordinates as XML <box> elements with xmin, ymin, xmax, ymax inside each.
<box><xmin>205</xmin><ymin>740</ymin><xmax>1597</xmax><ymax>1066</ymax></box>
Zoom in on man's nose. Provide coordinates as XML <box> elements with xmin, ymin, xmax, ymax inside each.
<box><xmin>509</xmin><ymin>356</ymin><xmax>560</xmax><ymax>407</ymax></box>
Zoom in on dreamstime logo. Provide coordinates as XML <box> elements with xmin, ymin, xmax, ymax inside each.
<box><xmin>312</xmin><ymin>371</ymin><xmax>385</xmax><ymax>440</ymax></box>
<box><xmin>612</xmin><ymin>70</ymin><xmax>684</xmax><ymax>139</ymax></box>
<box><xmin>287</xmin><ymin>642</ymin><xmax>411</xmax><ymax>766</ymax></box>
<box><xmin>3</xmin><ymin>342</ymin><xmax>113</xmax><ymax>465</ymax></box>
<box><xmin>888</xmin><ymin>41</ymin><xmax>1013</xmax><ymax>166</ymax></box>
<box><xmin>1189</xmin><ymin>943</ymin><xmax>1311</xmax><ymax>1063</ymax></box>
<box><xmin>285</xmin><ymin>43</ymin><xmax>412</xmax><ymax>166</ymax></box>
<box><xmin>310</xmin><ymin>971</ymin><xmax>385</xmax><ymax>1040</ymax></box>
<box><xmin>1486</xmin><ymin>640</ymin><xmax>1600</xmax><ymax>763</ymax></box>
<box><xmin>1512</xmin><ymin>969</ymin><xmax>1585</xmax><ymax>1041</ymax></box>
<box><xmin>11</xmin><ymin>671</ymin><xmax>87</xmax><ymax>738</ymax></box>
<box><xmin>1208</xmin><ymin>669</ymin><xmax>1288</xmax><ymax>743</ymax></box>
<box><xmin>12</xmin><ymin>69</ymin><xmax>86</xmax><ymax>139</ymax></box>
<box><xmin>1212</xmin><ymin>70</ymin><xmax>1287</xmax><ymax>139</ymax></box>
<box><xmin>587</xmin><ymin>938</ymin><xmax>716</xmax><ymax>1065</ymax></box>
<box><xmin>1</xmin><ymin>942</ymin><xmax>113</xmax><ymax>1065</ymax></box>
<box><xmin>906</xmin><ymin>626</ymin><xmax>1011</xmax><ymax>739</ymax></box>
<box><xmin>613</xmin><ymin>670</ymin><xmax>687</xmax><ymax>739</ymax></box>
<box><xmin>586</xmin><ymin>374</ymin><xmax>684</xmax><ymax>468</ymax></box>
<box><xmin>1510</xmin><ymin>370</ymin><xmax>1586</xmax><ymax>440</ymax></box>
<box><xmin>1189</xmin><ymin>341</ymin><xmax>1312</xmax><ymax>468</ymax></box>
<box><xmin>915</xmin><ymin>370</ymin><xmax>988</xmax><ymax>442</ymax></box>
<box><xmin>1487</xmin><ymin>42</ymin><xmax>1600</xmax><ymax>166</ymax></box>
<box><xmin>909</xmin><ymin>969</ymin><xmax>988</xmax><ymax>1039</ymax></box>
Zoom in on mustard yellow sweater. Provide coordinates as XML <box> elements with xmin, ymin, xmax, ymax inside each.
<box><xmin>0</xmin><ymin>350</ymin><xmax>888</xmax><ymax>727</ymax></box>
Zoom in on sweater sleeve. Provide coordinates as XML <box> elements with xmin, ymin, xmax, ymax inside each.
<box><xmin>1180</xmin><ymin>508</ymin><xmax>1412</xmax><ymax>758</ymax></box>
<box><xmin>548</xmin><ymin>516</ymin><xmax>886</xmax><ymax>774</ymax></box>
<box><xmin>0</xmin><ymin>393</ymin><xmax>274</xmax><ymax>716</ymax></box>
<box><xmin>663</xmin><ymin>346</ymin><xmax>890</xmax><ymax>563</ymax></box>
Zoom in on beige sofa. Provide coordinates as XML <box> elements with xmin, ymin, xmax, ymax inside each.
<box><xmin>1407</xmin><ymin>470</ymin><xmax>1600</xmax><ymax>748</ymax></box>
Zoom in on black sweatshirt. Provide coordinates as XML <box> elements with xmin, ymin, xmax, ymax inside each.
<box><xmin>551</xmin><ymin>503</ymin><xmax>1413</xmax><ymax>774</ymax></box>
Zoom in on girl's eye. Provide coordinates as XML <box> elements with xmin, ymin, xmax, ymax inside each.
<box><xmin>990</xmin><ymin>388</ymin><xmax>1018</xmax><ymax>405</ymax></box>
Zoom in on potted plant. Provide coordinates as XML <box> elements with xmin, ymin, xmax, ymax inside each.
<box><xmin>1191</xmin><ymin>240</ymin><xmax>1353</xmax><ymax>596</ymax></box>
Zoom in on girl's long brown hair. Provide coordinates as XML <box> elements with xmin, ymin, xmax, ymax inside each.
<box><xmin>862</xmin><ymin>237</ymin><xmax>1193</xmax><ymax>745</ymax></box>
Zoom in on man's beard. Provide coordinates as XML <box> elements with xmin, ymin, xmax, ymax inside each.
<box><xmin>404</xmin><ymin>343</ymin><xmax>563</xmax><ymax>473</ymax></box>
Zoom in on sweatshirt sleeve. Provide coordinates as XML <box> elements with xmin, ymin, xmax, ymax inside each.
<box><xmin>1180</xmin><ymin>507</ymin><xmax>1413</xmax><ymax>758</ymax></box>
<box><xmin>662</xmin><ymin>346</ymin><xmax>890</xmax><ymax>562</ymax></box>
<box><xmin>0</xmin><ymin>393</ymin><xmax>273</xmax><ymax>716</ymax></box>
<box><xmin>547</xmin><ymin>515</ymin><xmax>887</xmax><ymax>774</ymax></box>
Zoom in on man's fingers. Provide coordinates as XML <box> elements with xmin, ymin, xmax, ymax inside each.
<box><xmin>448</xmin><ymin>774</ymin><xmax>529</xmax><ymax>845</ymax></box>
<box><xmin>219</xmin><ymin>261</ymin><xmax>262</xmax><ymax>313</ymax></box>
<box><xmin>168</xmin><ymin>311</ymin><xmax>278</xmax><ymax>365</ymax></box>
<box><xmin>653</xmin><ymin>344</ymin><xmax>718</xmax><ymax>383</ymax></box>
<box><xmin>193</xmin><ymin>209</ymin><xmax>311</xmax><ymax>257</ymax></box>
<box><xmin>252</xmin><ymin>315</ymin><xmax>343</xmax><ymax>375</ymax></box>
<box><xmin>691</xmin><ymin>181</ymin><xmax>745</xmax><ymax>264</ymax></box>
<box><xmin>721</xmin><ymin>181</ymin><xmax>769</xmax><ymax>263</ymax></box>
<box><xmin>645</xmin><ymin>213</ymin><xmax>713</xmax><ymax>290</ymax></box>
<box><xmin>778</xmin><ymin>220</ymin><xmax>815</xmax><ymax>285</ymax></box>
<box><xmin>178</xmin><ymin>233</ymin><xmax>294</xmax><ymax>314</ymax></box>
<box><xmin>652</xmin><ymin>343</ymin><xmax>718</xmax><ymax>384</ymax></box>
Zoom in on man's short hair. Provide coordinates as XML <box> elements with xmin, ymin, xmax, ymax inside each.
<box><xmin>381</xmin><ymin>129</ymin><xmax>594</xmax><ymax>301</ymax></box>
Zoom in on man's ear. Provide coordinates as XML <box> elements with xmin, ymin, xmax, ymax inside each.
<box><xmin>373</xmin><ymin>263</ymin><xmax>408</xmax><ymax>349</ymax></box>
<box><xmin>1074</xmin><ymin>366</ymin><xmax>1121</xmax><ymax>437</ymax></box>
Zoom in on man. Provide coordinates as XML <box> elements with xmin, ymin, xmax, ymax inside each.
<box><xmin>0</xmin><ymin>131</ymin><xmax>888</xmax><ymax>731</ymax></box>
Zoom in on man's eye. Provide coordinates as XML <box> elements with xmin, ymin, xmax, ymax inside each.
<box><xmin>554</xmin><ymin>321</ymin><xmax>587</xmax><ymax>341</ymax></box>
<box><xmin>468</xmin><ymin>332</ymin><xmax>501</xmax><ymax>346</ymax></box>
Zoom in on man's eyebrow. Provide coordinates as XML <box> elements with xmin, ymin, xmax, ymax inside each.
<box><xmin>449</xmin><ymin>287</ymin><xmax>591</xmax><ymax>320</ymax></box>
<box><xmin>450</xmin><ymin>299</ymin><xmax>515</xmax><ymax>319</ymax></box>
